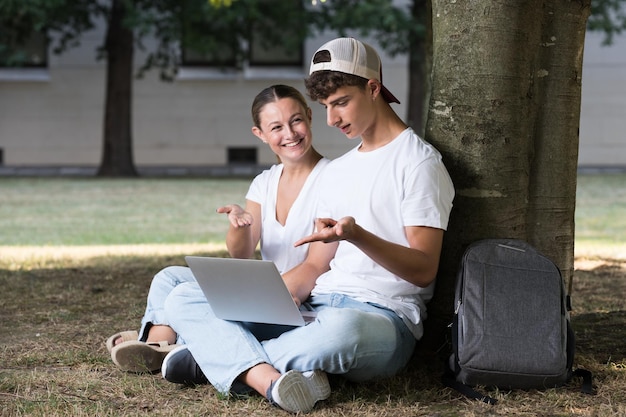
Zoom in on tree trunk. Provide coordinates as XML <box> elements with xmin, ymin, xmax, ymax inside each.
<box><xmin>527</xmin><ymin>1</ymin><xmax>590</xmax><ymax>295</ymax></box>
<box><xmin>406</xmin><ymin>0</ymin><xmax>431</xmax><ymax>137</ymax></box>
<box><xmin>419</xmin><ymin>0</ymin><xmax>590</xmax><ymax>357</ymax></box>
<box><xmin>97</xmin><ymin>0</ymin><xmax>137</xmax><ymax>177</ymax></box>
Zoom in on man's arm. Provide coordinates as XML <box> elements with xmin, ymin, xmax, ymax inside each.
<box><xmin>295</xmin><ymin>217</ymin><xmax>443</xmax><ymax>288</ymax></box>
<box><xmin>282</xmin><ymin>239</ymin><xmax>338</xmax><ymax>305</ymax></box>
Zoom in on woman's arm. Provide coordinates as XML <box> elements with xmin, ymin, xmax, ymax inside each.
<box><xmin>217</xmin><ymin>200</ymin><xmax>262</xmax><ymax>259</ymax></box>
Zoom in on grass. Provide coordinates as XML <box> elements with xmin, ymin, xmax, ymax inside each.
<box><xmin>0</xmin><ymin>173</ymin><xmax>625</xmax><ymax>416</ymax></box>
<box><xmin>574</xmin><ymin>174</ymin><xmax>626</xmax><ymax>259</ymax></box>
<box><xmin>0</xmin><ymin>178</ymin><xmax>250</xmax><ymax>246</ymax></box>
<box><xmin>0</xmin><ymin>174</ymin><xmax>624</xmax><ymax>254</ymax></box>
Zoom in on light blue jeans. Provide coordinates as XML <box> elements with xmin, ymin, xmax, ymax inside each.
<box><xmin>138</xmin><ymin>266</ymin><xmax>195</xmax><ymax>343</ymax></box>
<box><xmin>163</xmin><ymin>281</ymin><xmax>416</xmax><ymax>395</ymax></box>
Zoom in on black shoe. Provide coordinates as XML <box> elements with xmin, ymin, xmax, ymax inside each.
<box><xmin>161</xmin><ymin>345</ymin><xmax>208</xmax><ymax>385</ymax></box>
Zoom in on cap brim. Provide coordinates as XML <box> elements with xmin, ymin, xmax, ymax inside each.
<box><xmin>381</xmin><ymin>85</ymin><xmax>400</xmax><ymax>104</ymax></box>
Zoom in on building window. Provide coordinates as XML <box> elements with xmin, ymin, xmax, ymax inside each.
<box><xmin>180</xmin><ymin>1</ymin><xmax>303</xmax><ymax>69</ymax></box>
<box><xmin>248</xmin><ymin>32</ymin><xmax>303</xmax><ymax>67</ymax></box>
<box><xmin>181</xmin><ymin>37</ymin><xmax>238</xmax><ymax>68</ymax></box>
<box><xmin>228</xmin><ymin>147</ymin><xmax>257</xmax><ymax>165</ymax></box>
<box><xmin>182</xmin><ymin>37</ymin><xmax>302</xmax><ymax>68</ymax></box>
<box><xmin>0</xmin><ymin>31</ymin><xmax>47</xmax><ymax>67</ymax></box>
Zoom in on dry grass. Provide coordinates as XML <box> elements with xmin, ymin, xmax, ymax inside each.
<box><xmin>1</xmin><ymin>247</ymin><xmax>625</xmax><ymax>417</ymax></box>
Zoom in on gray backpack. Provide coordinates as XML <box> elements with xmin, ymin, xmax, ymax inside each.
<box><xmin>443</xmin><ymin>239</ymin><xmax>593</xmax><ymax>404</ymax></box>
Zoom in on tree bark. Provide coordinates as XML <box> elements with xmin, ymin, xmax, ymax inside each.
<box><xmin>420</xmin><ymin>0</ymin><xmax>590</xmax><ymax>357</ymax></box>
<box><xmin>97</xmin><ymin>0</ymin><xmax>137</xmax><ymax>177</ymax></box>
<box><xmin>406</xmin><ymin>0</ymin><xmax>431</xmax><ymax>137</ymax></box>
<box><xmin>528</xmin><ymin>0</ymin><xmax>590</xmax><ymax>295</ymax></box>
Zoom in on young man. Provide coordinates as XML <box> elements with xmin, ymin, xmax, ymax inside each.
<box><xmin>161</xmin><ymin>38</ymin><xmax>454</xmax><ymax>414</ymax></box>
<box><xmin>292</xmin><ymin>35</ymin><xmax>455</xmax><ymax>405</ymax></box>
<box><xmin>298</xmin><ymin>36</ymin><xmax>454</xmax><ymax>339</ymax></box>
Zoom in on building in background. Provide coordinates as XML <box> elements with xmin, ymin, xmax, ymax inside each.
<box><xmin>0</xmin><ymin>21</ymin><xmax>623</xmax><ymax>172</ymax></box>
<box><xmin>0</xmin><ymin>16</ymin><xmax>408</xmax><ymax>173</ymax></box>
<box><xmin>579</xmin><ymin>31</ymin><xmax>626</xmax><ymax>169</ymax></box>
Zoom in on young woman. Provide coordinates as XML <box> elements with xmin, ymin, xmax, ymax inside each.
<box><xmin>106</xmin><ymin>84</ymin><xmax>329</xmax><ymax>375</ymax></box>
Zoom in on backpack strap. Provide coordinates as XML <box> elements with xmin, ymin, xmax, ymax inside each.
<box><xmin>441</xmin><ymin>367</ymin><xmax>497</xmax><ymax>405</ymax></box>
<box><xmin>572</xmin><ymin>368</ymin><xmax>595</xmax><ymax>395</ymax></box>
<box><xmin>442</xmin><ymin>367</ymin><xmax>594</xmax><ymax>404</ymax></box>
<box><xmin>567</xmin><ymin>296</ymin><xmax>595</xmax><ymax>396</ymax></box>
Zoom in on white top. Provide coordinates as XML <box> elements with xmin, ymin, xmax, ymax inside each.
<box><xmin>246</xmin><ymin>158</ymin><xmax>330</xmax><ymax>274</ymax></box>
<box><xmin>311</xmin><ymin>128</ymin><xmax>455</xmax><ymax>339</ymax></box>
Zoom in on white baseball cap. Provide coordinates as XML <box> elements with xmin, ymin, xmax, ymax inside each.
<box><xmin>309</xmin><ymin>37</ymin><xmax>400</xmax><ymax>104</ymax></box>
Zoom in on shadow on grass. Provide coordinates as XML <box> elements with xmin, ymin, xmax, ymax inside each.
<box><xmin>0</xmin><ymin>253</ymin><xmax>624</xmax><ymax>416</ymax></box>
<box><xmin>0</xmin><ymin>250</ymin><xmax>227</xmax><ymax>348</ymax></box>
<box><xmin>574</xmin><ymin>311</ymin><xmax>626</xmax><ymax>364</ymax></box>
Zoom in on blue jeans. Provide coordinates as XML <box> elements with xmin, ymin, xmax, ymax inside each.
<box><xmin>164</xmin><ymin>281</ymin><xmax>416</xmax><ymax>394</ymax></box>
<box><xmin>138</xmin><ymin>266</ymin><xmax>196</xmax><ymax>343</ymax></box>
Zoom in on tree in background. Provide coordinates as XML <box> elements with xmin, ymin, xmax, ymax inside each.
<box><xmin>0</xmin><ymin>0</ymin><xmax>93</xmax><ymax>65</ymax></box>
<box><xmin>0</xmin><ymin>0</ymin><xmax>158</xmax><ymax>176</ymax></box>
<box><xmin>99</xmin><ymin>0</ymin><xmax>136</xmax><ymax>176</ymax></box>
<box><xmin>588</xmin><ymin>0</ymin><xmax>626</xmax><ymax>44</ymax></box>
<box><xmin>0</xmin><ymin>0</ymin><xmax>314</xmax><ymax>176</ymax></box>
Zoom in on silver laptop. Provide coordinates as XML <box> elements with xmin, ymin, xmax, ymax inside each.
<box><xmin>185</xmin><ymin>256</ymin><xmax>317</xmax><ymax>327</ymax></box>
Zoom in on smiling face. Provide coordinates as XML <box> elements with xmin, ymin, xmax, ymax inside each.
<box><xmin>252</xmin><ymin>97</ymin><xmax>314</xmax><ymax>163</ymax></box>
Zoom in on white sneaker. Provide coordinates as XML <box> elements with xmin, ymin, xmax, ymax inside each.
<box><xmin>268</xmin><ymin>370</ymin><xmax>331</xmax><ymax>414</ymax></box>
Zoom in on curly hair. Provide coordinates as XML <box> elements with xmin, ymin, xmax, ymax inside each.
<box><xmin>304</xmin><ymin>49</ymin><xmax>369</xmax><ymax>101</ymax></box>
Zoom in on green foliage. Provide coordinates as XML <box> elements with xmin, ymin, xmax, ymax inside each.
<box><xmin>309</xmin><ymin>0</ymin><xmax>420</xmax><ymax>56</ymax></box>
<box><xmin>588</xmin><ymin>0</ymin><xmax>626</xmax><ymax>45</ymax></box>
<box><xmin>1</xmin><ymin>0</ymin><xmax>625</xmax><ymax>71</ymax></box>
<box><xmin>0</xmin><ymin>0</ymin><xmax>94</xmax><ymax>65</ymax></box>
<box><xmin>0</xmin><ymin>0</ymin><xmax>417</xmax><ymax>72</ymax></box>
<box><xmin>208</xmin><ymin>0</ymin><xmax>236</xmax><ymax>7</ymax></box>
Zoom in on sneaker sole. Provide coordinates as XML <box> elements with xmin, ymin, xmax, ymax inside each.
<box><xmin>111</xmin><ymin>341</ymin><xmax>175</xmax><ymax>373</ymax></box>
<box><xmin>272</xmin><ymin>370</ymin><xmax>330</xmax><ymax>413</ymax></box>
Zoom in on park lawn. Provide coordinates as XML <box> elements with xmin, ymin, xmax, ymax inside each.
<box><xmin>0</xmin><ymin>175</ymin><xmax>624</xmax><ymax>253</ymax></box>
<box><xmin>0</xmin><ymin>174</ymin><xmax>625</xmax><ymax>416</ymax></box>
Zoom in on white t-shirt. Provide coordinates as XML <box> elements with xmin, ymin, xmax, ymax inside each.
<box><xmin>311</xmin><ymin>128</ymin><xmax>454</xmax><ymax>339</ymax></box>
<box><xmin>246</xmin><ymin>158</ymin><xmax>330</xmax><ymax>274</ymax></box>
